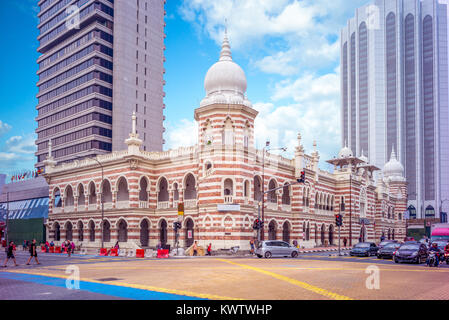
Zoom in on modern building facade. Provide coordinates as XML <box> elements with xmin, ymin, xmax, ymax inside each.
<box><xmin>341</xmin><ymin>0</ymin><xmax>449</xmax><ymax>220</ymax></box>
<box><xmin>35</xmin><ymin>0</ymin><xmax>166</xmax><ymax>169</ymax></box>
<box><xmin>41</xmin><ymin>35</ymin><xmax>406</xmax><ymax>251</ymax></box>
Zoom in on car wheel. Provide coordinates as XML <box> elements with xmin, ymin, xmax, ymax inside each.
<box><xmin>394</xmin><ymin>258</ymin><xmax>399</xmax><ymax>263</ymax></box>
<box><xmin>264</xmin><ymin>251</ymin><xmax>272</xmax><ymax>259</ymax></box>
<box><xmin>291</xmin><ymin>251</ymin><xmax>298</xmax><ymax>258</ymax></box>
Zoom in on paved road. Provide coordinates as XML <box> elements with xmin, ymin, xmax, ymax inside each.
<box><xmin>1</xmin><ymin>251</ymin><xmax>448</xmax><ymax>300</ymax></box>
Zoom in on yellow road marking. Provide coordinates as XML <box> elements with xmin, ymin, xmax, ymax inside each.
<box><xmin>217</xmin><ymin>259</ymin><xmax>353</xmax><ymax>301</ymax></box>
<box><xmin>2</xmin><ymin>270</ymin><xmax>241</xmax><ymax>301</ymax></box>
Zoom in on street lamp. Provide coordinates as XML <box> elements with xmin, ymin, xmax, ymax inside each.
<box><xmin>260</xmin><ymin>141</ymin><xmax>287</xmax><ymax>241</ymax></box>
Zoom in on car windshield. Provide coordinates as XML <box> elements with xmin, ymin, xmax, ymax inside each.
<box><xmin>379</xmin><ymin>241</ymin><xmax>392</xmax><ymax>246</ymax></box>
<box><xmin>355</xmin><ymin>243</ymin><xmax>370</xmax><ymax>248</ymax></box>
<box><xmin>400</xmin><ymin>245</ymin><xmax>419</xmax><ymax>250</ymax></box>
<box><xmin>384</xmin><ymin>243</ymin><xmax>400</xmax><ymax>249</ymax></box>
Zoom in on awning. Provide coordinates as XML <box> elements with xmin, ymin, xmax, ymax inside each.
<box><xmin>432</xmin><ymin>228</ymin><xmax>449</xmax><ymax>237</ymax></box>
<box><xmin>0</xmin><ymin>197</ymin><xmax>49</xmax><ymax>220</ymax></box>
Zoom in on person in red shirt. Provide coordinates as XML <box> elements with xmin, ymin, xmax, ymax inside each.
<box><xmin>207</xmin><ymin>243</ymin><xmax>212</xmax><ymax>256</ymax></box>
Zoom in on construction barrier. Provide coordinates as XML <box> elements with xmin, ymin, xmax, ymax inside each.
<box><xmin>64</xmin><ymin>248</ymin><xmax>68</xmax><ymax>254</ymax></box>
<box><xmin>110</xmin><ymin>248</ymin><xmax>118</xmax><ymax>256</ymax></box>
<box><xmin>157</xmin><ymin>249</ymin><xmax>169</xmax><ymax>259</ymax></box>
<box><xmin>49</xmin><ymin>247</ymin><xmax>54</xmax><ymax>253</ymax></box>
<box><xmin>99</xmin><ymin>248</ymin><xmax>108</xmax><ymax>256</ymax></box>
<box><xmin>55</xmin><ymin>246</ymin><xmax>61</xmax><ymax>253</ymax></box>
<box><xmin>136</xmin><ymin>249</ymin><xmax>145</xmax><ymax>258</ymax></box>
<box><xmin>41</xmin><ymin>246</ymin><xmax>46</xmax><ymax>253</ymax></box>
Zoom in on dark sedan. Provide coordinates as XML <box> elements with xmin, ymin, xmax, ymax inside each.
<box><xmin>378</xmin><ymin>240</ymin><xmax>398</xmax><ymax>250</ymax></box>
<box><xmin>394</xmin><ymin>243</ymin><xmax>428</xmax><ymax>264</ymax></box>
<box><xmin>350</xmin><ymin>242</ymin><xmax>379</xmax><ymax>257</ymax></box>
<box><xmin>377</xmin><ymin>242</ymin><xmax>401</xmax><ymax>259</ymax></box>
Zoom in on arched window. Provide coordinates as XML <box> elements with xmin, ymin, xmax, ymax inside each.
<box><xmin>65</xmin><ymin>186</ymin><xmax>74</xmax><ymax>207</ymax></box>
<box><xmin>139</xmin><ymin>178</ymin><xmax>148</xmax><ymax>201</ymax></box>
<box><xmin>321</xmin><ymin>224</ymin><xmax>326</xmax><ymax>245</ymax></box>
<box><xmin>243</xmin><ymin>122</ymin><xmax>250</xmax><ymax>148</ymax></box>
<box><xmin>66</xmin><ymin>222</ymin><xmax>73</xmax><ymax>241</ymax></box>
<box><xmin>204</xmin><ymin>120</ymin><xmax>213</xmax><ymax>146</ymax></box>
<box><xmin>425</xmin><ymin>205</ymin><xmax>435</xmax><ymax>218</ymax></box>
<box><xmin>267</xmin><ymin>180</ymin><xmax>277</xmax><ymax>203</ymax></box>
<box><xmin>118</xmin><ymin>220</ymin><xmax>128</xmax><ymax>242</ymax></box>
<box><xmin>244</xmin><ymin>180</ymin><xmax>250</xmax><ymax>198</ymax></box>
<box><xmin>184</xmin><ymin>174</ymin><xmax>197</xmax><ymax>200</ymax></box>
<box><xmin>140</xmin><ymin>219</ymin><xmax>149</xmax><ymax>247</ymax></box>
<box><xmin>117</xmin><ymin>178</ymin><xmax>129</xmax><ymax>202</ymax></box>
<box><xmin>173</xmin><ymin>183</ymin><xmax>179</xmax><ymax>201</ymax></box>
<box><xmin>78</xmin><ymin>221</ymin><xmax>84</xmax><ymax>242</ymax></box>
<box><xmin>78</xmin><ymin>184</ymin><xmax>85</xmax><ymax>208</ymax></box>
<box><xmin>185</xmin><ymin>218</ymin><xmax>194</xmax><ymax>248</ymax></box>
<box><xmin>305</xmin><ymin>189</ymin><xmax>310</xmax><ymax>207</ymax></box>
<box><xmin>54</xmin><ymin>188</ymin><xmax>62</xmax><ymax>208</ymax></box>
<box><xmin>254</xmin><ymin>176</ymin><xmax>262</xmax><ymax>201</ymax></box>
<box><xmin>282</xmin><ymin>184</ymin><xmax>291</xmax><ymax>205</ymax></box>
<box><xmin>306</xmin><ymin>222</ymin><xmax>310</xmax><ymax>241</ymax></box>
<box><xmin>329</xmin><ymin>225</ymin><xmax>334</xmax><ymax>245</ymax></box>
<box><xmin>315</xmin><ymin>193</ymin><xmax>319</xmax><ymax>209</ymax></box>
<box><xmin>89</xmin><ymin>221</ymin><xmax>95</xmax><ymax>242</ymax></box>
<box><xmin>222</xmin><ymin>118</ymin><xmax>234</xmax><ymax>145</ymax></box>
<box><xmin>223</xmin><ymin>179</ymin><xmax>233</xmax><ymax>196</ymax></box>
<box><xmin>102</xmin><ymin>180</ymin><xmax>112</xmax><ymax>203</ymax></box>
<box><xmin>408</xmin><ymin>205</ymin><xmax>416</xmax><ymax>219</ymax></box>
<box><xmin>88</xmin><ymin>182</ymin><xmax>97</xmax><ymax>205</ymax></box>
<box><xmin>158</xmin><ymin>177</ymin><xmax>169</xmax><ymax>202</ymax></box>
<box><xmin>103</xmin><ymin>221</ymin><xmax>111</xmax><ymax>243</ymax></box>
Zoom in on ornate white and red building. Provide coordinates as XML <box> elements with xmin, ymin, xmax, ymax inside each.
<box><xmin>42</xmin><ymin>34</ymin><xmax>407</xmax><ymax>251</ymax></box>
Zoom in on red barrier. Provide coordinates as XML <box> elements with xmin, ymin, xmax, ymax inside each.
<box><xmin>55</xmin><ymin>246</ymin><xmax>61</xmax><ymax>253</ymax></box>
<box><xmin>99</xmin><ymin>248</ymin><xmax>108</xmax><ymax>256</ymax></box>
<box><xmin>49</xmin><ymin>247</ymin><xmax>54</xmax><ymax>253</ymax></box>
<box><xmin>110</xmin><ymin>248</ymin><xmax>118</xmax><ymax>256</ymax></box>
<box><xmin>41</xmin><ymin>246</ymin><xmax>46</xmax><ymax>253</ymax></box>
<box><xmin>157</xmin><ymin>249</ymin><xmax>169</xmax><ymax>259</ymax></box>
<box><xmin>136</xmin><ymin>249</ymin><xmax>145</xmax><ymax>258</ymax></box>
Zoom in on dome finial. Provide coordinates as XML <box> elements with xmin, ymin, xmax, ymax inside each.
<box><xmin>390</xmin><ymin>145</ymin><xmax>397</xmax><ymax>161</ymax></box>
<box><xmin>220</xmin><ymin>23</ymin><xmax>232</xmax><ymax>62</ymax></box>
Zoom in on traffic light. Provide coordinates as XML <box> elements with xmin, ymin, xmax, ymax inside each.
<box><xmin>335</xmin><ymin>214</ymin><xmax>343</xmax><ymax>227</ymax></box>
<box><xmin>253</xmin><ymin>219</ymin><xmax>260</xmax><ymax>230</ymax></box>
<box><xmin>297</xmin><ymin>171</ymin><xmax>306</xmax><ymax>183</ymax></box>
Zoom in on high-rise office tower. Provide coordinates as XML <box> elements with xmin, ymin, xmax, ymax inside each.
<box><xmin>35</xmin><ymin>0</ymin><xmax>166</xmax><ymax>168</ymax></box>
<box><xmin>341</xmin><ymin>0</ymin><xmax>449</xmax><ymax>219</ymax></box>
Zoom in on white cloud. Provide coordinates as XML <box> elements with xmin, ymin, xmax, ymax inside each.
<box><xmin>6</xmin><ymin>135</ymin><xmax>36</xmax><ymax>155</ymax></box>
<box><xmin>0</xmin><ymin>120</ymin><xmax>12</xmax><ymax>137</ymax></box>
<box><xmin>165</xmin><ymin>119</ymin><xmax>198</xmax><ymax>150</ymax></box>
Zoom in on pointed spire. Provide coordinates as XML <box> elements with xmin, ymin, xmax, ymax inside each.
<box><xmin>48</xmin><ymin>140</ymin><xmax>52</xmax><ymax>159</ymax></box>
<box><xmin>132</xmin><ymin>111</ymin><xmax>137</xmax><ymax>135</ymax></box>
<box><xmin>390</xmin><ymin>145</ymin><xmax>397</xmax><ymax>161</ymax></box>
<box><xmin>220</xmin><ymin>26</ymin><xmax>232</xmax><ymax>62</ymax></box>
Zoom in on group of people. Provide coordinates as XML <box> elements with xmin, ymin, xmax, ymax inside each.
<box><xmin>3</xmin><ymin>239</ymin><xmax>40</xmax><ymax>268</ymax></box>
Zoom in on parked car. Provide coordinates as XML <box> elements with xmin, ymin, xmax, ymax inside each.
<box><xmin>377</xmin><ymin>242</ymin><xmax>402</xmax><ymax>259</ymax></box>
<box><xmin>256</xmin><ymin>241</ymin><xmax>299</xmax><ymax>259</ymax></box>
<box><xmin>350</xmin><ymin>242</ymin><xmax>379</xmax><ymax>257</ymax></box>
<box><xmin>394</xmin><ymin>243</ymin><xmax>428</xmax><ymax>264</ymax></box>
<box><xmin>378</xmin><ymin>240</ymin><xmax>398</xmax><ymax>249</ymax></box>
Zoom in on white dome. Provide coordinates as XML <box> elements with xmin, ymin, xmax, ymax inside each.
<box><xmin>338</xmin><ymin>144</ymin><xmax>353</xmax><ymax>158</ymax></box>
<box><xmin>202</xmin><ymin>32</ymin><xmax>248</xmax><ymax>106</ymax></box>
<box><xmin>359</xmin><ymin>150</ymin><xmax>368</xmax><ymax>163</ymax></box>
<box><xmin>383</xmin><ymin>148</ymin><xmax>404</xmax><ymax>178</ymax></box>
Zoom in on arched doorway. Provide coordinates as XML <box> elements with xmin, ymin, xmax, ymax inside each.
<box><xmin>140</xmin><ymin>219</ymin><xmax>149</xmax><ymax>247</ymax></box>
<box><xmin>268</xmin><ymin>221</ymin><xmax>276</xmax><ymax>240</ymax></box>
<box><xmin>66</xmin><ymin>222</ymin><xmax>73</xmax><ymax>241</ymax></box>
<box><xmin>54</xmin><ymin>223</ymin><xmax>60</xmax><ymax>241</ymax></box>
<box><xmin>160</xmin><ymin>220</ymin><xmax>167</xmax><ymax>247</ymax></box>
<box><xmin>89</xmin><ymin>221</ymin><xmax>95</xmax><ymax>242</ymax></box>
<box><xmin>185</xmin><ymin>218</ymin><xmax>194</xmax><ymax>248</ymax></box>
<box><xmin>321</xmin><ymin>224</ymin><xmax>325</xmax><ymax>245</ymax></box>
<box><xmin>282</xmin><ymin>222</ymin><xmax>290</xmax><ymax>243</ymax></box>
<box><xmin>329</xmin><ymin>225</ymin><xmax>334</xmax><ymax>245</ymax></box>
<box><xmin>103</xmin><ymin>221</ymin><xmax>111</xmax><ymax>243</ymax></box>
<box><xmin>78</xmin><ymin>221</ymin><xmax>84</xmax><ymax>242</ymax></box>
<box><xmin>118</xmin><ymin>220</ymin><xmax>128</xmax><ymax>242</ymax></box>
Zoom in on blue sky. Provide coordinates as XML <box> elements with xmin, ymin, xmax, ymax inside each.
<box><xmin>0</xmin><ymin>0</ymin><xmax>369</xmax><ymax>178</ymax></box>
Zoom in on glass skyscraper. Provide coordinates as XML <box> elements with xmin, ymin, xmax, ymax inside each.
<box><xmin>341</xmin><ymin>0</ymin><xmax>449</xmax><ymax>219</ymax></box>
<box><xmin>35</xmin><ymin>0</ymin><xmax>166</xmax><ymax>168</ymax></box>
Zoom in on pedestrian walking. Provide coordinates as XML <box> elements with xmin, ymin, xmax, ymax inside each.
<box><xmin>67</xmin><ymin>240</ymin><xmax>72</xmax><ymax>257</ymax></box>
<box><xmin>71</xmin><ymin>241</ymin><xmax>75</xmax><ymax>254</ymax></box>
<box><xmin>3</xmin><ymin>241</ymin><xmax>18</xmax><ymax>267</ymax></box>
<box><xmin>45</xmin><ymin>241</ymin><xmax>49</xmax><ymax>253</ymax></box>
<box><xmin>380</xmin><ymin>235</ymin><xmax>385</xmax><ymax>242</ymax></box>
<box><xmin>249</xmin><ymin>239</ymin><xmax>255</xmax><ymax>255</ymax></box>
<box><xmin>343</xmin><ymin>237</ymin><xmax>348</xmax><ymax>247</ymax></box>
<box><xmin>23</xmin><ymin>240</ymin><xmax>27</xmax><ymax>251</ymax></box>
<box><xmin>193</xmin><ymin>241</ymin><xmax>198</xmax><ymax>256</ymax></box>
<box><xmin>26</xmin><ymin>239</ymin><xmax>40</xmax><ymax>265</ymax></box>
<box><xmin>207</xmin><ymin>243</ymin><xmax>212</xmax><ymax>256</ymax></box>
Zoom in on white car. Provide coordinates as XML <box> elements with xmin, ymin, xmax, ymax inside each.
<box><xmin>255</xmin><ymin>241</ymin><xmax>299</xmax><ymax>258</ymax></box>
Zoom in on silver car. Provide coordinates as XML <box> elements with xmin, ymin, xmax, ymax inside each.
<box><xmin>255</xmin><ymin>241</ymin><xmax>299</xmax><ymax>258</ymax></box>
